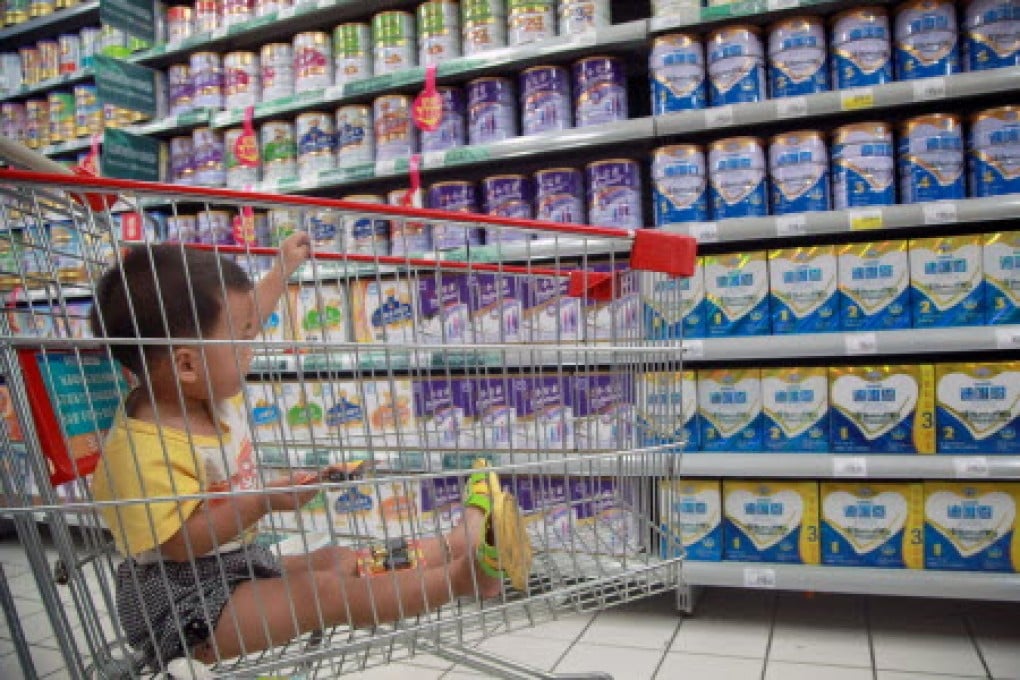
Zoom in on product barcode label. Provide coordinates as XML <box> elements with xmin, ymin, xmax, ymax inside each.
<box><xmin>744</xmin><ymin>568</ymin><xmax>777</xmax><ymax>588</ymax></box>
<box><xmin>776</xmin><ymin>214</ymin><xmax>807</xmax><ymax>237</ymax></box>
<box><xmin>833</xmin><ymin>457</ymin><xmax>869</xmax><ymax>478</ymax></box>
<box><xmin>848</xmin><ymin>208</ymin><xmax>883</xmax><ymax>231</ymax></box>
<box><xmin>776</xmin><ymin>96</ymin><xmax>808</xmax><ymax>119</ymax></box>
<box><xmin>922</xmin><ymin>201</ymin><xmax>957</xmax><ymax>225</ymax></box>
<box><xmin>912</xmin><ymin>77</ymin><xmax>947</xmax><ymax>102</ymax></box>
<box><xmin>374</xmin><ymin>159</ymin><xmax>398</xmax><ymax>176</ymax></box>
<box><xmin>953</xmin><ymin>457</ymin><xmax>990</xmax><ymax>478</ymax></box>
<box><xmin>705</xmin><ymin>106</ymin><xmax>734</xmax><ymax>128</ymax></box>
<box><xmin>841</xmin><ymin>88</ymin><xmax>875</xmax><ymax>111</ymax></box>
<box><xmin>844</xmin><ymin>332</ymin><xmax>878</xmax><ymax>355</ymax></box>
<box><xmin>995</xmin><ymin>328</ymin><xmax>1020</xmax><ymax>349</ymax></box>
<box><xmin>682</xmin><ymin>339</ymin><xmax>705</xmax><ymax>360</ymax></box>
<box><xmin>690</xmin><ymin>222</ymin><xmax>718</xmax><ymax>242</ymax></box>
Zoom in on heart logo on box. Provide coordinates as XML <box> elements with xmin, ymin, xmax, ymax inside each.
<box><xmin>823</xmin><ymin>491</ymin><xmax>907</xmax><ymax>554</ymax></box>
<box><xmin>705</xmin><ymin>259</ymin><xmax>768</xmax><ymax>321</ymax></box>
<box><xmin>936</xmin><ymin>371</ymin><xmax>1020</xmax><ymax>439</ymax></box>
<box><xmin>926</xmin><ymin>491</ymin><xmax>1016</xmax><ymax>557</ymax></box>
<box><xmin>831</xmin><ymin>373</ymin><xmax>918</xmax><ymax>440</ymax></box>
<box><xmin>669</xmin><ymin>488</ymin><xmax>721</xmax><ymax>546</ymax></box>
<box><xmin>700</xmin><ymin>378</ymin><xmax>761</xmax><ymax>438</ymax></box>
<box><xmin>910</xmin><ymin>244</ymin><xmax>983</xmax><ymax>309</ymax></box>
<box><xmin>769</xmin><ymin>254</ymin><xmax>838</xmax><ymax>317</ymax></box>
<box><xmin>725</xmin><ymin>489</ymin><xmax>804</xmax><ymax>551</ymax></box>
<box><xmin>763</xmin><ymin>374</ymin><xmax>828</xmax><ymax>437</ymax></box>
<box><xmin>839</xmin><ymin>252</ymin><xmax>910</xmax><ymax>314</ymax></box>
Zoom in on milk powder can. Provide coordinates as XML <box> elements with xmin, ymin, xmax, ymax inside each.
<box><xmin>768</xmin><ymin>15</ymin><xmax>830</xmax><ymax>97</ymax></box>
<box><xmin>260</xmin><ymin>120</ymin><xmax>298</xmax><ymax>183</ymax></box>
<box><xmin>224</xmin><ymin>127</ymin><xmax>260</xmax><ymax>188</ymax></box>
<box><xmin>297</xmin><ymin>111</ymin><xmax>336</xmax><ymax>176</ymax></box>
<box><xmin>652</xmin><ymin>144</ymin><xmax>709</xmax><ymax>225</ymax></box>
<box><xmin>334</xmin><ymin>23</ymin><xmax>373</xmax><ymax>85</ymax></box>
<box><xmin>894</xmin><ymin>0</ymin><xmax>961</xmax><ymax>79</ymax></box>
<box><xmin>260</xmin><ymin>43</ymin><xmax>293</xmax><ymax>102</ymax></box>
<box><xmin>462</xmin><ymin>0</ymin><xmax>507</xmax><ymax>55</ymax></box>
<box><xmin>190</xmin><ymin>51</ymin><xmax>223</xmax><ymax>109</ymax></box>
<box><xmin>830</xmin><ymin>7</ymin><xmax>895</xmax><ymax>88</ymax></box>
<box><xmin>769</xmin><ymin>131</ymin><xmax>831</xmax><ymax>214</ymax></box>
<box><xmin>467</xmin><ymin>76</ymin><xmax>517</xmax><ymax>145</ymax></box>
<box><xmin>508</xmin><ymin>0</ymin><xmax>556</xmax><ymax>45</ymax></box>
<box><xmin>708</xmin><ymin>137</ymin><xmax>768</xmax><ymax>219</ymax></box>
<box><xmin>559</xmin><ymin>0</ymin><xmax>610</xmax><ymax>36</ymax></box>
<box><xmin>427</xmin><ymin>181</ymin><xmax>484</xmax><ymax>249</ymax></box>
<box><xmin>167</xmin><ymin>63</ymin><xmax>194</xmax><ymax>115</ymax></box>
<box><xmin>374</xmin><ymin>94</ymin><xmax>417</xmax><ymax>160</ymax></box>
<box><xmin>832</xmin><ymin>121</ymin><xmax>897</xmax><ymax>208</ymax></box>
<box><xmin>898</xmin><ymin>113</ymin><xmax>966</xmax><ymax>203</ymax></box>
<box><xmin>294</xmin><ymin>31</ymin><xmax>333</xmax><ymax>92</ymax></box>
<box><xmin>372</xmin><ymin>10</ymin><xmax>416</xmax><ymax>76</ymax></box>
<box><xmin>418</xmin><ymin>0</ymin><xmax>461</xmax><ymax>67</ymax></box>
<box><xmin>969</xmin><ymin>105</ymin><xmax>1020</xmax><ymax>196</ymax></box>
<box><xmin>421</xmin><ymin>86</ymin><xmax>466</xmax><ymax>153</ymax></box>
<box><xmin>335</xmin><ymin>104</ymin><xmax>374</xmax><ymax>167</ymax></box>
<box><xmin>586</xmin><ymin>159</ymin><xmax>643</xmax><ymax>229</ymax></box>
<box><xmin>649</xmin><ymin>33</ymin><xmax>706</xmax><ymax>114</ymax></box>
<box><xmin>964</xmin><ymin>0</ymin><xmax>1020</xmax><ymax>70</ymax></box>
<box><xmin>520</xmin><ymin>65</ymin><xmax>572</xmax><ymax>135</ymax></box>
<box><xmin>224</xmin><ymin>51</ymin><xmax>259</xmax><ymax>110</ymax></box>
<box><xmin>573</xmin><ymin>55</ymin><xmax>628</xmax><ymax>127</ymax></box>
<box><xmin>192</xmin><ymin>127</ymin><xmax>226</xmax><ymax>187</ymax></box>
<box><xmin>535</xmin><ymin>167</ymin><xmax>585</xmax><ymax>223</ymax></box>
<box><xmin>706</xmin><ymin>25</ymin><xmax>766</xmax><ymax>106</ymax></box>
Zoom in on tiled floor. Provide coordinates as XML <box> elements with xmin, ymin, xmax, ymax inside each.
<box><xmin>1</xmin><ymin>537</ymin><xmax>1018</xmax><ymax>679</ymax></box>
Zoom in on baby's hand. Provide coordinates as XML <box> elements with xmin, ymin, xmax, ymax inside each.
<box><xmin>279</xmin><ymin>230</ymin><xmax>311</xmax><ymax>277</ymax></box>
<box><xmin>265</xmin><ymin>471</ymin><xmax>319</xmax><ymax>511</ymax></box>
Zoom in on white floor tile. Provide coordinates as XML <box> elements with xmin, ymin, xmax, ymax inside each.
<box><xmin>777</xmin><ymin>592</ymin><xmax>867</xmax><ymax>626</ymax></box>
<box><xmin>695</xmin><ymin>587</ymin><xmax>776</xmax><ymax>617</ymax></box>
<box><xmin>765</xmin><ymin>661</ymin><xmax>874</xmax><ymax>680</ymax></box>
<box><xmin>18</xmin><ymin>610</ymin><xmax>57</xmax><ymax>646</ymax></box>
<box><xmin>555</xmin><ymin>641</ymin><xmax>664</xmax><ymax>678</ymax></box>
<box><xmin>30</xmin><ymin>645</ymin><xmax>68</xmax><ymax>678</ymax></box>
<box><xmin>872</xmin><ymin>627</ymin><xmax>987</xmax><ymax>676</ymax></box>
<box><xmin>579</xmin><ymin>606</ymin><xmax>679</xmax><ymax>652</ymax></box>
<box><xmin>970</xmin><ymin>614</ymin><xmax>1020</xmax><ymax>680</ymax></box>
<box><xmin>510</xmin><ymin>612</ymin><xmax>593</xmax><ymax>642</ymax></box>
<box><xmin>343</xmin><ymin>662</ymin><xmax>447</xmax><ymax>679</ymax></box>
<box><xmin>476</xmin><ymin>632</ymin><xmax>569</xmax><ymax>671</ymax></box>
<box><xmin>671</xmin><ymin>611</ymin><xmax>771</xmax><ymax>659</ymax></box>
<box><xmin>656</xmin><ymin>652</ymin><xmax>763</xmax><ymax>680</ymax></box>
<box><xmin>769</xmin><ymin>623</ymin><xmax>871</xmax><ymax>668</ymax></box>
<box><xmin>877</xmin><ymin>672</ymin><xmax>988</xmax><ymax>680</ymax></box>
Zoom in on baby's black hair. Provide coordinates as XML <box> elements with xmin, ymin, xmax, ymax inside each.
<box><xmin>90</xmin><ymin>245</ymin><xmax>253</xmax><ymax>376</ymax></box>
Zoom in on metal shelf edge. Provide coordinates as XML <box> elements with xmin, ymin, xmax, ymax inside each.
<box><xmin>676</xmin><ymin>454</ymin><xmax>1020</xmax><ymax>479</ymax></box>
<box><xmin>0</xmin><ymin>1</ymin><xmax>99</xmax><ymax>43</ymax></box>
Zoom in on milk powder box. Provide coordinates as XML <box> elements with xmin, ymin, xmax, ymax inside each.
<box><xmin>260</xmin><ymin>283</ymin><xmax>301</xmax><ymax>346</ymax></box>
<box><xmin>571</xmin><ymin>477</ymin><xmax>643</xmax><ymax>557</ymax></box>
<box><xmin>510</xmin><ymin>375</ymin><xmax>574</xmax><ymax>454</ymax></box>
<box><xmin>924</xmin><ymin>482</ymin><xmax>1019</xmax><ymax>572</ymax></box>
<box><xmin>584</xmin><ymin>267</ymin><xmax>643</xmax><ymax>342</ymax></box>
<box><xmin>521</xmin><ymin>274</ymin><xmax>582</xmax><ymax>344</ymax></box>
<box><xmin>762</xmin><ymin>366</ymin><xmax>829</xmax><ymax>452</ymax></box>
<box><xmin>278</xmin><ymin>381</ymin><xmax>329</xmax><ymax>441</ymax></box>
<box><xmin>420</xmin><ymin>474</ymin><xmax>466</xmax><ymax>533</ymax></box>
<box><xmin>359</xmin><ymin>378</ymin><xmax>415</xmax><ymax>448</ymax></box>
<box><xmin>294</xmin><ymin>282</ymin><xmax>349</xmax><ymax>342</ymax></box>
<box><xmin>412</xmin><ymin>378</ymin><xmax>476</xmax><ymax>465</ymax></box>
<box><xmin>568</xmin><ymin>372</ymin><xmax>636</xmax><ymax>452</ymax></box>
<box><xmin>636</xmin><ymin>370</ymin><xmax>699</xmax><ymax>452</ymax></box>
<box><xmin>467</xmin><ymin>376</ymin><xmax>516</xmax><ymax>454</ymax></box>
<box><xmin>246</xmin><ymin>381</ymin><xmax>286</xmax><ymax>448</ymax></box>
<box><xmin>466</xmin><ymin>272</ymin><xmax>523</xmax><ymax>343</ymax></box>
<box><xmin>328</xmin><ymin>479</ymin><xmax>422</xmax><ymax>543</ymax></box>
<box><xmin>505</xmin><ymin>476</ymin><xmax>573</xmax><ymax>551</ymax></box>
<box><xmin>829</xmin><ymin>365</ymin><xmax>936</xmax><ymax>454</ymax></box>
<box><xmin>983</xmin><ymin>231</ymin><xmax>1020</xmax><ymax>325</ymax></box>
<box><xmin>936</xmin><ymin>362</ymin><xmax>1020</xmax><ymax>454</ymax></box>
<box><xmin>704</xmin><ymin>251</ymin><xmax>770</xmax><ymax>336</ymax></box>
<box><xmin>350</xmin><ymin>278</ymin><xmax>418</xmax><ymax>344</ymax></box>
<box><xmin>768</xmin><ymin>245</ymin><xmax>840</xmax><ymax>334</ymax></box>
<box><xmin>821</xmin><ymin>482</ymin><xmax>924</xmax><ymax>569</ymax></box>
<box><xmin>698</xmin><ymin>368</ymin><xmax>763</xmax><ymax>452</ymax></box>
<box><xmin>909</xmin><ymin>235</ymin><xmax>985</xmax><ymax>328</ymax></box>
<box><xmin>838</xmin><ymin>240</ymin><xmax>912</xmax><ymax>331</ymax></box>
<box><xmin>417</xmin><ymin>272</ymin><xmax>473</xmax><ymax>346</ymax></box>
<box><xmin>321</xmin><ymin>380</ymin><xmax>367</xmax><ymax>444</ymax></box>
<box><xmin>641</xmin><ymin>260</ymin><xmax>707</xmax><ymax>340</ymax></box>
<box><xmin>659</xmin><ymin>479</ymin><xmax>722</xmax><ymax>561</ymax></box>
<box><xmin>723</xmin><ymin>480</ymin><xmax>821</xmax><ymax>564</ymax></box>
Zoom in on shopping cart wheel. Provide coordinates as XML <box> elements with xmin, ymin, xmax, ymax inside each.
<box><xmin>53</xmin><ymin>558</ymin><xmax>70</xmax><ymax>585</ymax></box>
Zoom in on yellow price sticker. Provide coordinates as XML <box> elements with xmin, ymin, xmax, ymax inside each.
<box><xmin>840</xmin><ymin>88</ymin><xmax>875</xmax><ymax>111</ymax></box>
<box><xmin>848</xmin><ymin>209</ymin><xmax>883</xmax><ymax>231</ymax></box>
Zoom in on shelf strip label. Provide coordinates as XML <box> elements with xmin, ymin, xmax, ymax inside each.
<box><xmin>743</xmin><ymin>568</ymin><xmax>777</xmax><ymax>589</ymax></box>
<box><xmin>840</xmin><ymin>88</ymin><xmax>875</xmax><ymax>111</ymax></box>
<box><xmin>776</xmin><ymin>214</ymin><xmax>807</xmax><ymax>237</ymax></box>
<box><xmin>848</xmin><ymin>208</ymin><xmax>884</xmax><ymax>231</ymax></box>
<box><xmin>995</xmin><ymin>327</ymin><xmax>1020</xmax><ymax>350</ymax></box>
<box><xmin>844</xmin><ymin>332</ymin><xmax>878</xmax><ymax>355</ymax></box>
<box><xmin>690</xmin><ymin>221</ymin><xmax>718</xmax><ymax>243</ymax></box>
<box><xmin>912</xmin><ymin>77</ymin><xmax>947</xmax><ymax>102</ymax></box>
<box><xmin>953</xmin><ymin>457</ymin><xmax>990</xmax><ymax>478</ymax></box>
<box><xmin>922</xmin><ymin>201</ymin><xmax>958</xmax><ymax>225</ymax></box>
<box><xmin>833</xmin><ymin>457</ymin><xmax>868</xmax><ymax>478</ymax></box>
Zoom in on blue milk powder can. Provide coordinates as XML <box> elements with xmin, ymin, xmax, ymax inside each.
<box><xmin>894</xmin><ymin>0</ymin><xmax>961</xmax><ymax>79</ymax></box>
<box><xmin>969</xmin><ymin>105</ymin><xmax>1020</xmax><ymax>196</ymax></box>
<box><xmin>706</xmin><ymin>25</ymin><xmax>766</xmax><ymax>106</ymax></box>
<box><xmin>769</xmin><ymin>130</ymin><xmax>831</xmax><ymax>215</ymax></box>
<box><xmin>831</xmin><ymin>7</ymin><xmax>895</xmax><ymax>88</ymax></box>
<box><xmin>467</xmin><ymin>76</ymin><xmax>518</xmax><ymax>145</ymax></box>
<box><xmin>898</xmin><ymin>113</ymin><xmax>966</xmax><ymax>203</ymax></box>
<box><xmin>573</xmin><ymin>55</ymin><xmax>629</xmax><ymax>128</ymax></box>
<box><xmin>535</xmin><ymin>168</ymin><xmax>586</xmax><ymax>224</ymax></box>
<box><xmin>421</xmin><ymin>86</ymin><xmax>466</xmax><ymax>153</ymax></box>
<box><xmin>832</xmin><ymin>122</ymin><xmax>897</xmax><ymax>208</ymax></box>
<box><xmin>708</xmin><ymin>137</ymin><xmax>768</xmax><ymax>219</ymax></box>
<box><xmin>964</xmin><ymin>0</ymin><xmax>1020</xmax><ymax>70</ymax></box>
<box><xmin>651</xmin><ymin>144</ymin><xmax>709</xmax><ymax>226</ymax></box>
<box><xmin>649</xmin><ymin>33</ymin><xmax>706</xmax><ymax>114</ymax></box>
<box><xmin>520</xmin><ymin>65</ymin><xmax>573</xmax><ymax>135</ymax></box>
<box><xmin>586</xmin><ymin>159</ymin><xmax>643</xmax><ymax>229</ymax></box>
<box><xmin>768</xmin><ymin>16</ymin><xmax>830</xmax><ymax>97</ymax></box>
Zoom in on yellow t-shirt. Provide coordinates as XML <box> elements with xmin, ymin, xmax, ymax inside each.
<box><xmin>91</xmin><ymin>394</ymin><xmax>258</xmax><ymax>563</ymax></box>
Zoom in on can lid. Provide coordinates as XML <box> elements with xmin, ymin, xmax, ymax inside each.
<box><xmin>970</xmin><ymin>105</ymin><xmax>1020</xmax><ymax>122</ymax></box>
<box><xmin>708</xmin><ymin>24</ymin><xmax>763</xmax><ymax>38</ymax></box>
<box><xmin>899</xmin><ymin>112</ymin><xmax>962</xmax><ymax>131</ymax></box>
<box><xmin>830</xmin><ymin>5</ymin><xmax>888</xmax><ymax>25</ymax></box>
<box><xmin>709</xmin><ymin>136</ymin><xmax>764</xmax><ymax>149</ymax></box>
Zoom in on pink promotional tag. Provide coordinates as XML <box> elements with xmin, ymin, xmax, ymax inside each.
<box><xmin>412</xmin><ymin>65</ymin><xmax>442</xmax><ymax>133</ymax></box>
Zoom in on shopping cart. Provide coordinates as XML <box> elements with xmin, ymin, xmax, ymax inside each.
<box><xmin>0</xmin><ymin>164</ymin><xmax>696</xmax><ymax>680</ymax></box>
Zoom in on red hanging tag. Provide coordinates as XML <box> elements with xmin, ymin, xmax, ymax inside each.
<box><xmin>235</xmin><ymin>106</ymin><xmax>260</xmax><ymax>168</ymax></box>
<box><xmin>69</xmin><ymin>133</ymin><xmax>117</xmax><ymax>211</ymax></box>
<box><xmin>77</xmin><ymin>134</ymin><xmax>101</xmax><ymax>176</ymax></box>
<box><xmin>412</xmin><ymin>65</ymin><xmax>442</xmax><ymax>133</ymax></box>
<box><xmin>402</xmin><ymin>154</ymin><xmax>422</xmax><ymax>207</ymax></box>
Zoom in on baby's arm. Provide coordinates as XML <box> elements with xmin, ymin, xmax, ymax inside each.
<box><xmin>252</xmin><ymin>231</ymin><xmax>311</xmax><ymax>327</ymax></box>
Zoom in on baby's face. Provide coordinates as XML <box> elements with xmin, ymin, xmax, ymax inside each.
<box><xmin>200</xmin><ymin>289</ymin><xmax>258</xmax><ymax>400</ymax></box>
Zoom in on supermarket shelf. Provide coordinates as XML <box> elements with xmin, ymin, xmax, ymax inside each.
<box><xmin>681</xmin><ymin>326</ymin><xmax>1020</xmax><ymax>362</ymax></box>
<box><xmin>676</xmin><ymin>454</ymin><xmax>1020</xmax><ymax>480</ymax></box>
<box><xmin>0</xmin><ymin>1</ymin><xmax>99</xmax><ymax>48</ymax></box>
<box><xmin>662</xmin><ymin>194</ymin><xmax>1020</xmax><ymax>244</ymax></box>
<box><xmin>39</xmin><ymin>137</ymin><xmax>93</xmax><ymax>157</ymax></box>
<box><xmin>654</xmin><ymin>67</ymin><xmax>1020</xmax><ymax>139</ymax></box>
<box><xmin>211</xmin><ymin>19</ymin><xmax>648</xmax><ymax>129</ymax></box>
<box><xmin>648</xmin><ymin>0</ymin><xmax>895</xmax><ymax>34</ymax></box>
<box><xmin>682</xmin><ymin>561</ymin><xmax>1020</xmax><ymax>602</ymax></box>
<box><xmin>0</xmin><ymin>68</ymin><xmax>94</xmax><ymax>103</ymax></box>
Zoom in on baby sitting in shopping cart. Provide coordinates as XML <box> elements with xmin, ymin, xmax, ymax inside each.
<box><xmin>88</xmin><ymin>235</ymin><xmax>514</xmax><ymax>672</ymax></box>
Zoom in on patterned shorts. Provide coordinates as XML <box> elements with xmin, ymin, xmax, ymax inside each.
<box><xmin>115</xmin><ymin>545</ymin><xmax>282</xmax><ymax>669</ymax></box>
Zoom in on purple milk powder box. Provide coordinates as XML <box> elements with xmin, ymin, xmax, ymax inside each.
<box><xmin>503</xmin><ymin>475</ymin><xmax>573</xmax><ymax>550</ymax></box>
<box><xmin>417</xmin><ymin>272</ymin><xmax>472</xmax><ymax>345</ymax></box>
<box><xmin>481</xmin><ymin>174</ymin><xmax>535</xmax><ymax>244</ymax></box>
<box><xmin>570</xmin><ymin>477</ymin><xmax>642</xmax><ymax>556</ymax></box>
<box><xmin>421</xmin><ymin>86</ymin><xmax>466</xmax><ymax>153</ymax></box>
<box><xmin>534</xmin><ymin>167</ymin><xmax>585</xmax><ymax>224</ymax></box>
<box><xmin>413</xmin><ymin>378</ymin><xmax>477</xmax><ymax>466</ymax></box>
<box><xmin>522</xmin><ymin>274</ymin><xmax>582</xmax><ymax>343</ymax></box>
<box><xmin>470</xmin><ymin>376</ymin><xmax>515</xmax><ymax>453</ymax></box>
<box><xmin>510</xmin><ymin>374</ymin><xmax>574</xmax><ymax>453</ymax></box>
<box><xmin>568</xmin><ymin>373</ymin><xmax>636</xmax><ymax>451</ymax></box>
<box><xmin>466</xmin><ymin>272</ymin><xmax>523</xmax><ymax>343</ymax></box>
<box><xmin>426</xmin><ymin>181</ymin><xmax>483</xmax><ymax>250</ymax></box>
<box><xmin>583</xmin><ymin>264</ymin><xmax>642</xmax><ymax>342</ymax></box>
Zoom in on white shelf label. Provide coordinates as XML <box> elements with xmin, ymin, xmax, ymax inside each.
<box><xmin>690</xmin><ymin>221</ymin><xmax>718</xmax><ymax>242</ymax></box>
<box><xmin>845</xmin><ymin>332</ymin><xmax>878</xmax><ymax>355</ymax></box>
<box><xmin>953</xmin><ymin>457</ymin><xmax>990</xmax><ymax>478</ymax></box>
<box><xmin>767</xmin><ymin>0</ymin><xmax>799</xmax><ymax>8</ymax></box>
<box><xmin>569</xmin><ymin>30</ymin><xmax>598</xmax><ymax>47</ymax></box>
<box><xmin>776</xmin><ymin>214</ymin><xmax>807</xmax><ymax>237</ymax></box>
<box><xmin>211</xmin><ymin>27</ymin><xmax>228</xmax><ymax>39</ymax></box>
<box><xmin>994</xmin><ymin>327</ymin><xmax>1020</xmax><ymax>349</ymax></box>
<box><xmin>422</xmin><ymin>150</ymin><xmax>446</xmax><ymax>168</ymax></box>
<box><xmin>922</xmin><ymin>201</ymin><xmax>958</xmax><ymax>225</ymax></box>
<box><xmin>912</xmin><ymin>77</ymin><xmax>947</xmax><ymax>102</ymax></box>
<box><xmin>323</xmin><ymin>85</ymin><xmax>343</xmax><ymax>100</ymax></box>
<box><xmin>279</xmin><ymin>6</ymin><xmax>296</xmax><ymax>18</ymax></box>
<box><xmin>776</xmin><ymin>96</ymin><xmax>808</xmax><ymax>119</ymax></box>
<box><xmin>743</xmin><ymin>568</ymin><xmax>777</xmax><ymax>589</ymax></box>
<box><xmin>848</xmin><ymin>208</ymin><xmax>884</xmax><ymax>231</ymax></box>
<box><xmin>833</xmin><ymin>456</ymin><xmax>869</xmax><ymax>478</ymax></box>
<box><xmin>316</xmin><ymin>0</ymin><xmax>333</xmax><ymax>8</ymax></box>
<box><xmin>705</xmin><ymin>105</ymin><xmax>734</xmax><ymax>128</ymax></box>
<box><xmin>682</xmin><ymin>339</ymin><xmax>705</xmax><ymax>360</ymax></box>
<box><xmin>374</xmin><ymin>159</ymin><xmax>397</xmax><ymax>176</ymax></box>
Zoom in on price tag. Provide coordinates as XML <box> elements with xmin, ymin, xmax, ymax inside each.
<box><xmin>316</xmin><ymin>0</ymin><xmax>333</xmax><ymax>8</ymax></box>
<box><xmin>995</xmin><ymin>327</ymin><xmax>1020</xmax><ymax>349</ymax></box>
<box><xmin>690</xmin><ymin>221</ymin><xmax>718</xmax><ymax>242</ymax></box>
<box><xmin>682</xmin><ymin>339</ymin><xmax>705</xmax><ymax>360</ymax></box>
<box><xmin>844</xmin><ymin>332</ymin><xmax>878</xmax><ymax>355</ymax></box>
<box><xmin>166</xmin><ymin>40</ymin><xmax>183</xmax><ymax>52</ymax></box>
<box><xmin>422</xmin><ymin>150</ymin><xmax>446</xmax><ymax>168</ymax></box>
<box><xmin>743</xmin><ymin>568</ymin><xmax>777</xmax><ymax>589</ymax></box>
<box><xmin>323</xmin><ymin>84</ymin><xmax>343</xmax><ymax>100</ymax></box>
<box><xmin>279</xmin><ymin>5</ymin><xmax>296</xmax><ymax>18</ymax></box>
<box><xmin>841</xmin><ymin>88</ymin><xmax>875</xmax><ymax>111</ymax></box>
<box><xmin>211</xmin><ymin>26</ymin><xmax>228</xmax><ymax>39</ymax></box>
<box><xmin>953</xmin><ymin>457</ymin><xmax>990</xmax><ymax>478</ymax></box>
<box><xmin>705</xmin><ymin>105</ymin><xmax>734</xmax><ymax>128</ymax></box>
<box><xmin>767</xmin><ymin>0</ymin><xmax>799</xmax><ymax>10</ymax></box>
<box><xmin>912</xmin><ymin>77</ymin><xmax>947</xmax><ymax>102</ymax></box>
<box><xmin>776</xmin><ymin>214</ymin><xmax>807</xmax><ymax>237</ymax></box>
<box><xmin>776</xmin><ymin>96</ymin><xmax>808</xmax><ymax>119</ymax></box>
<box><xmin>848</xmin><ymin>208</ymin><xmax>883</xmax><ymax>231</ymax></box>
<box><xmin>569</xmin><ymin>30</ymin><xmax>598</xmax><ymax>47</ymax></box>
<box><xmin>833</xmin><ymin>456</ymin><xmax>869</xmax><ymax>477</ymax></box>
<box><xmin>922</xmin><ymin>201</ymin><xmax>958</xmax><ymax>225</ymax></box>
<box><xmin>374</xmin><ymin>159</ymin><xmax>397</xmax><ymax>176</ymax></box>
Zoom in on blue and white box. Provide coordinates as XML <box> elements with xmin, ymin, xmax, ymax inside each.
<box><xmin>704</xmin><ymin>251</ymin><xmax>770</xmax><ymax>336</ymax></box>
<box><xmin>936</xmin><ymin>362</ymin><xmax>1020</xmax><ymax>455</ymax></box>
<box><xmin>641</xmin><ymin>260</ymin><xmax>706</xmax><ymax>340</ymax></box>
<box><xmin>984</xmin><ymin>231</ymin><xmax>1020</xmax><ymax>325</ymax></box>
<box><xmin>909</xmin><ymin>235</ymin><xmax>985</xmax><ymax>328</ymax></box>
<box><xmin>768</xmin><ymin>245</ymin><xmax>840</xmax><ymax>334</ymax></box>
<box><xmin>838</xmin><ymin>240</ymin><xmax>912</xmax><ymax>331</ymax></box>
<box><xmin>698</xmin><ymin>368</ymin><xmax>763</xmax><ymax>452</ymax></box>
<box><xmin>924</xmin><ymin>482</ymin><xmax>1019</xmax><ymax>572</ymax></box>
<box><xmin>660</xmin><ymin>479</ymin><xmax>722</xmax><ymax>561</ymax></box>
<box><xmin>762</xmin><ymin>367</ymin><xmax>830</xmax><ymax>452</ymax></box>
